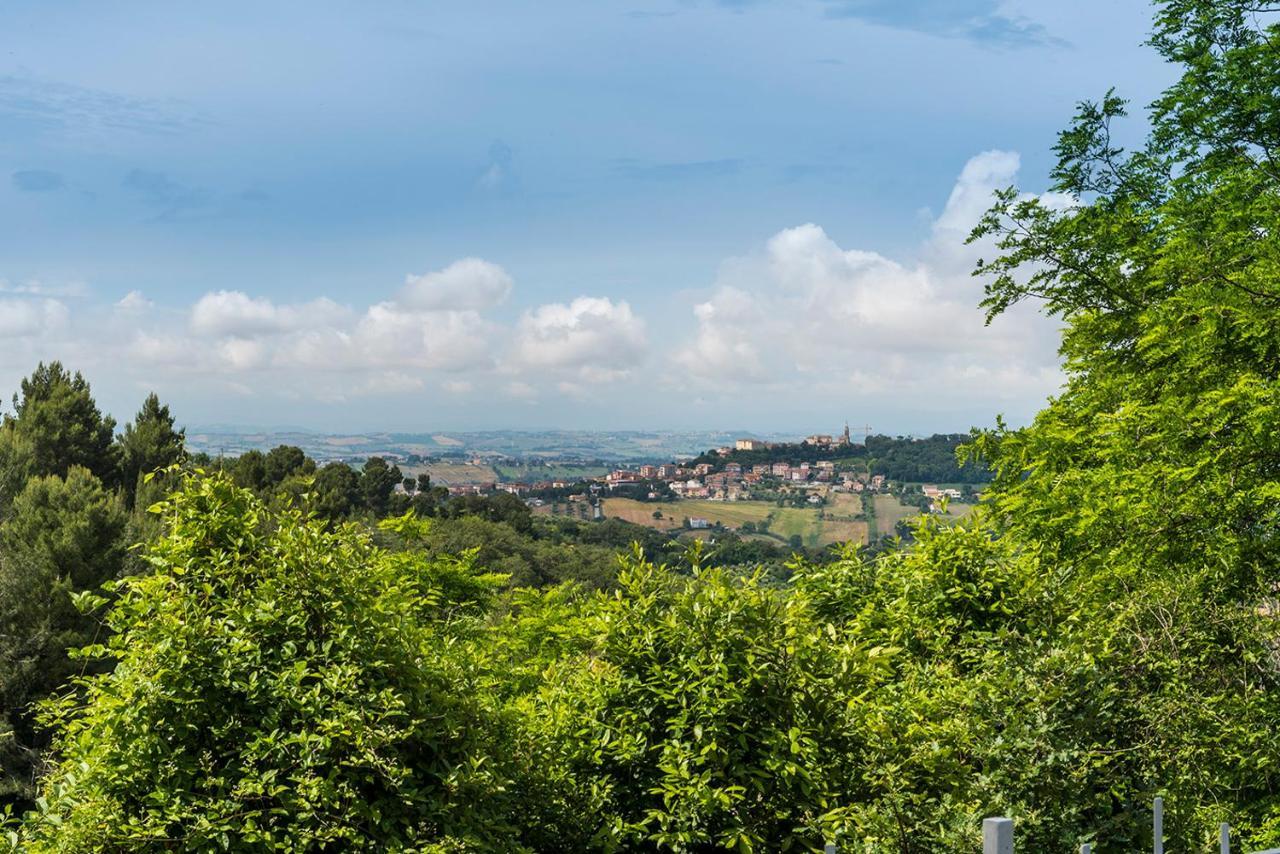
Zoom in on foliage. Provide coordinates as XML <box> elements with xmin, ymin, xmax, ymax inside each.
<box><xmin>528</xmin><ymin>550</ymin><xmax>879</xmax><ymax>851</ymax></box>
<box><xmin>9</xmin><ymin>3</ymin><xmax>1280</xmax><ymax>849</ymax></box>
<box><xmin>964</xmin><ymin>0</ymin><xmax>1280</xmax><ymax>846</ymax></box>
<box><xmin>117</xmin><ymin>393</ymin><xmax>185</xmax><ymax>509</ymax></box>
<box><xmin>0</xmin><ymin>468</ymin><xmax>126</xmax><ymax>803</ymax></box>
<box><xmin>14</xmin><ymin>474</ymin><xmax>525</xmax><ymax>852</ymax></box>
<box><xmin>690</xmin><ymin>435</ymin><xmax>991</xmax><ymax>484</ymax></box>
<box><xmin>0</xmin><ymin>363</ymin><xmax>117</xmax><ymax>494</ymax></box>
<box><xmin>311</xmin><ymin>461</ymin><xmax>362</xmax><ymax>521</ymax></box>
<box><xmin>361</xmin><ymin>456</ymin><xmax>403</xmax><ymax>516</ymax></box>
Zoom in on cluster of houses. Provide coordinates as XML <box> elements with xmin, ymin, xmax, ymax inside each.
<box><xmin>428</xmin><ymin>428</ymin><xmax>886</xmax><ymax>505</ymax></box>
<box><xmin>595</xmin><ymin>451</ymin><xmax>886</xmax><ymax>503</ymax></box>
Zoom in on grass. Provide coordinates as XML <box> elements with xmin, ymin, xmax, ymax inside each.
<box><xmin>872</xmin><ymin>494</ymin><xmax>919</xmax><ymax>537</ymax></box>
<box><xmin>601</xmin><ymin>498</ymin><xmax>868</xmax><ymax>548</ymax></box>
<box><xmin>678</xmin><ymin>500</ymin><xmax>776</xmax><ymax>528</ymax></box>
<box><xmin>601</xmin><ymin>498</ymin><xmax>683</xmax><ymax>530</ymax></box>
<box><xmin>492</xmin><ymin>463</ymin><xmax>611</xmax><ymax>482</ymax></box>
<box><xmin>401</xmin><ymin>463</ymin><xmax>500</xmax><ymax>485</ymax></box>
<box><xmin>817</xmin><ymin>520</ymin><xmax>869</xmax><ymax>547</ymax></box>
<box><xmin>825</xmin><ymin>492</ymin><xmax>863</xmax><ymax>519</ymax></box>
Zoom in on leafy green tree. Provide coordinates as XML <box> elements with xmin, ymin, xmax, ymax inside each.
<box><xmin>263</xmin><ymin>445</ymin><xmax>311</xmax><ymax>486</ymax></box>
<box><xmin>1</xmin><ymin>363</ymin><xmax>116</xmax><ymax>492</ymax></box>
<box><xmin>360</xmin><ymin>456</ymin><xmax>402</xmax><ymax>516</ymax></box>
<box><xmin>528</xmin><ymin>551</ymin><xmax>880</xmax><ymax>850</ymax></box>
<box><xmin>445</xmin><ymin>492</ymin><xmax>533</xmax><ymax>533</ymax></box>
<box><xmin>116</xmin><ymin>393</ymin><xmax>185</xmax><ymax>508</ymax></box>
<box><xmin>16</xmin><ymin>474</ymin><xmax>523</xmax><ymax>851</ymax></box>
<box><xmin>0</xmin><ymin>428</ymin><xmax>34</xmax><ymax>514</ymax></box>
<box><xmin>0</xmin><ymin>467</ymin><xmax>126</xmax><ymax>804</ymax></box>
<box><xmin>963</xmin><ymin>1</ymin><xmax>1280</xmax><ymax>846</ymax></box>
<box><xmin>231</xmin><ymin>450</ymin><xmax>267</xmax><ymax>491</ymax></box>
<box><xmin>312</xmin><ymin>461</ymin><xmax>361</xmax><ymax>521</ymax></box>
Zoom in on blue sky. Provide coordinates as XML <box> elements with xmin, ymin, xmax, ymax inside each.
<box><xmin>0</xmin><ymin>0</ymin><xmax>1171</xmax><ymax>433</ymax></box>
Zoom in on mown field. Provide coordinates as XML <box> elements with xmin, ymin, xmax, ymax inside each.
<box><xmin>401</xmin><ymin>462</ymin><xmax>500</xmax><ymax>485</ymax></box>
<box><xmin>492</xmin><ymin>463</ymin><xmax>611</xmax><ymax>482</ymax></box>
<box><xmin>602</xmin><ymin>498</ymin><xmax>868</xmax><ymax>548</ymax></box>
<box><xmin>870</xmin><ymin>494</ymin><xmax>976</xmax><ymax>539</ymax></box>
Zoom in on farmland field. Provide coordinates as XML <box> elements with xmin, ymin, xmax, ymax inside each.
<box><xmin>871</xmin><ymin>494</ymin><xmax>918</xmax><ymax>538</ymax></box>
<box><xmin>601</xmin><ymin>498</ymin><xmax>868</xmax><ymax>548</ymax></box>
<box><xmin>401</xmin><ymin>462</ymin><xmax>500</xmax><ymax>485</ymax></box>
<box><xmin>493</xmin><ymin>463</ymin><xmax>611</xmax><ymax>482</ymax></box>
<box><xmin>825</xmin><ymin>492</ymin><xmax>863</xmax><ymax>518</ymax></box>
<box><xmin>816</xmin><ymin>520</ymin><xmax>869</xmax><ymax>547</ymax></box>
<box><xmin>600</xmin><ymin>498</ymin><xmax>683</xmax><ymax>530</ymax></box>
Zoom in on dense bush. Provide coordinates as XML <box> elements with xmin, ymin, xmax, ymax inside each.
<box><xmin>15</xmin><ymin>476</ymin><xmax>523</xmax><ymax>852</ymax></box>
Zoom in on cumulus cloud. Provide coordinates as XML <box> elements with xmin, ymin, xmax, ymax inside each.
<box><xmin>190</xmin><ymin>291</ymin><xmax>350</xmax><ymax>337</ymax></box>
<box><xmin>399</xmin><ymin>258</ymin><xmax>513</xmax><ymax>311</ymax></box>
<box><xmin>0</xmin><ymin>298</ymin><xmax>68</xmax><ymax>338</ymax></box>
<box><xmin>673</xmin><ymin>150</ymin><xmax>1063</xmax><ymax>408</ymax></box>
<box><xmin>76</xmin><ymin>263</ymin><xmax>635</xmax><ymax>404</ymax></box>
<box><xmin>115</xmin><ymin>290</ymin><xmax>152</xmax><ymax>312</ymax></box>
<box><xmin>510</xmin><ymin>297</ymin><xmax>647</xmax><ymax>379</ymax></box>
<box><xmin>0</xmin><ymin>152</ymin><xmax>1064</xmax><ymax>424</ymax></box>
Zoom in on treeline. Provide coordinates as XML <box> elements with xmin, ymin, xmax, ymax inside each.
<box><xmin>0</xmin><ymin>364</ymin><xmax>184</xmax><ymax>806</ymax></box>
<box><xmin>690</xmin><ymin>433</ymin><xmax>992</xmax><ymax>483</ymax></box>
<box><xmin>0</xmin><ymin>365</ymin><xmax>808</xmax><ymax>812</ymax></box>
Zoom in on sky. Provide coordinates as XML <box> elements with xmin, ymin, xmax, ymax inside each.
<box><xmin>0</xmin><ymin>0</ymin><xmax>1173</xmax><ymax>434</ymax></box>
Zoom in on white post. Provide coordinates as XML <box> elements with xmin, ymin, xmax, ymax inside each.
<box><xmin>1154</xmin><ymin>796</ymin><xmax>1164</xmax><ymax>854</ymax></box>
<box><xmin>824</xmin><ymin>845</ymin><xmax>836</xmax><ymax>854</ymax></box>
<box><xmin>1220</xmin><ymin>822</ymin><xmax>1230</xmax><ymax>854</ymax></box>
<box><xmin>1080</xmin><ymin>844</ymin><xmax>1092</xmax><ymax>854</ymax></box>
<box><xmin>984</xmin><ymin>817</ymin><xmax>1014</xmax><ymax>854</ymax></box>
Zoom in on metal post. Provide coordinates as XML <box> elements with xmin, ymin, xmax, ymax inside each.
<box><xmin>1154</xmin><ymin>796</ymin><xmax>1164</xmax><ymax>854</ymax></box>
<box><xmin>984</xmin><ymin>817</ymin><xmax>1014</xmax><ymax>854</ymax></box>
<box><xmin>1220</xmin><ymin>822</ymin><xmax>1230</xmax><ymax>854</ymax></box>
<box><xmin>1080</xmin><ymin>844</ymin><xmax>1092</xmax><ymax>854</ymax></box>
<box><xmin>824</xmin><ymin>845</ymin><xmax>836</xmax><ymax>854</ymax></box>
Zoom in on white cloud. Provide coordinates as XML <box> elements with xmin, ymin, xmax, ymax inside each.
<box><xmin>0</xmin><ymin>298</ymin><xmax>69</xmax><ymax>338</ymax></box>
<box><xmin>0</xmin><ymin>152</ymin><xmax>1065</xmax><ymax>426</ymax></box>
<box><xmin>399</xmin><ymin>258</ymin><xmax>513</xmax><ymax>311</ymax></box>
<box><xmin>0</xmin><ymin>278</ymin><xmax>88</xmax><ymax>298</ymax></box>
<box><xmin>504</xmin><ymin>380</ymin><xmax>537</xmax><ymax>400</ymax></box>
<box><xmin>190</xmin><ymin>291</ymin><xmax>349</xmax><ymax>337</ymax></box>
<box><xmin>53</xmin><ymin>256</ymin><xmax>650</xmax><ymax>409</ymax></box>
<box><xmin>510</xmin><ymin>297</ymin><xmax>646</xmax><ymax>378</ymax></box>
<box><xmin>673</xmin><ymin>150</ymin><xmax>1063</xmax><ymax>407</ymax></box>
<box><xmin>356</xmin><ymin>371</ymin><xmax>425</xmax><ymax>396</ymax></box>
<box><xmin>115</xmin><ymin>290</ymin><xmax>153</xmax><ymax>312</ymax></box>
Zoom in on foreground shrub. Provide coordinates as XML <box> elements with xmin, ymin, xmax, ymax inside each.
<box><xmin>15</xmin><ymin>474</ymin><xmax>521</xmax><ymax>852</ymax></box>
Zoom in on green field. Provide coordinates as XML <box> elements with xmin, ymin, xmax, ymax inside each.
<box><xmin>869</xmin><ymin>494</ymin><xmax>976</xmax><ymax>539</ymax></box>
<box><xmin>493</xmin><ymin>463</ymin><xmax>610</xmax><ymax>482</ymax></box>
<box><xmin>871</xmin><ymin>494</ymin><xmax>918</xmax><ymax>538</ymax></box>
<box><xmin>401</xmin><ymin>462</ymin><xmax>500</xmax><ymax>485</ymax></box>
<box><xmin>602</xmin><ymin>498</ymin><xmax>867</xmax><ymax>548</ymax></box>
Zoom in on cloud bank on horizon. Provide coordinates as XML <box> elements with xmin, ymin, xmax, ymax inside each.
<box><xmin>0</xmin><ymin>0</ymin><xmax>1169</xmax><ymax>432</ymax></box>
<box><xmin>0</xmin><ymin>151</ymin><xmax>1063</xmax><ymax>425</ymax></box>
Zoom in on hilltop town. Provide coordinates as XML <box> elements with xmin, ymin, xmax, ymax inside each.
<box><xmin>372</xmin><ymin>427</ymin><xmax>988</xmax><ymax>548</ymax></box>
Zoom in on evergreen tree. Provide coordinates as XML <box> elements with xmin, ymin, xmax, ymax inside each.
<box><xmin>116</xmin><ymin>393</ymin><xmax>185</xmax><ymax>508</ymax></box>
<box><xmin>312</xmin><ymin>461</ymin><xmax>361</xmax><ymax>521</ymax></box>
<box><xmin>1</xmin><ymin>363</ymin><xmax>117</xmax><ymax>492</ymax></box>
<box><xmin>0</xmin><ymin>468</ymin><xmax>126</xmax><ymax>804</ymax></box>
<box><xmin>360</xmin><ymin>456</ymin><xmax>401</xmax><ymax>516</ymax></box>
